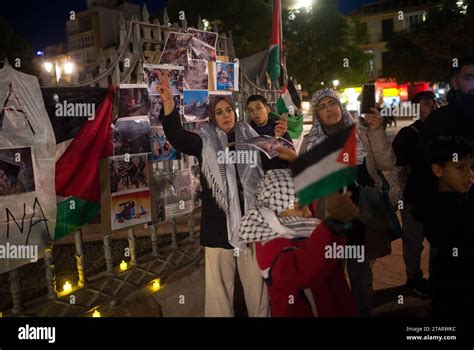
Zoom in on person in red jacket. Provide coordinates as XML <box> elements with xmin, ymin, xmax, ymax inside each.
<box><xmin>239</xmin><ymin>169</ymin><xmax>359</xmax><ymax>317</ymax></box>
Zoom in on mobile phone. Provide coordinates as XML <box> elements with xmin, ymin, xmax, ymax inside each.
<box><xmin>360</xmin><ymin>84</ymin><xmax>376</xmax><ymax>115</ymax></box>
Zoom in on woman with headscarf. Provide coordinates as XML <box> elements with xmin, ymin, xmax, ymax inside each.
<box><xmin>239</xmin><ymin>169</ymin><xmax>359</xmax><ymax>317</ymax></box>
<box><xmin>299</xmin><ymin>88</ymin><xmax>396</xmax><ymax>316</ymax></box>
<box><xmin>156</xmin><ymin>71</ymin><xmax>269</xmax><ymax>317</ymax></box>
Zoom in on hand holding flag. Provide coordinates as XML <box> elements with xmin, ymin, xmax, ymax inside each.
<box><xmin>290</xmin><ymin>125</ymin><xmax>358</xmax><ymax>205</ymax></box>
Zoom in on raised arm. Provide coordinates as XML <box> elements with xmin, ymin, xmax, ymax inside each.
<box><xmin>156</xmin><ymin>70</ymin><xmax>202</xmax><ymax>157</ymax></box>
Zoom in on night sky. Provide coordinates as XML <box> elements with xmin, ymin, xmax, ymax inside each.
<box><xmin>2</xmin><ymin>0</ymin><xmax>368</xmax><ymax>52</ymax></box>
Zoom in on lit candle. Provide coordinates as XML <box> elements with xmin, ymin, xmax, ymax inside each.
<box><xmin>152</xmin><ymin>279</ymin><xmax>161</xmax><ymax>291</ymax></box>
<box><xmin>120</xmin><ymin>260</ymin><xmax>128</xmax><ymax>271</ymax></box>
<box><xmin>92</xmin><ymin>310</ymin><xmax>101</xmax><ymax>318</ymax></box>
<box><xmin>63</xmin><ymin>281</ymin><xmax>72</xmax><ymax>293</ymax></box>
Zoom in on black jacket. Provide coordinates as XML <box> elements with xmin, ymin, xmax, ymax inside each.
<box><xmin>424</xmin><ymin>192</ymin><xmax>474</xmax><ymax>318</ymax></box>
<box><xmin>250</xmin><ymin>116</ymin><xmax>292</xmax><ymax>171</ymax></box>
<box><xmin>404</xmin><ymin>91</ymin><xmax>474</xmax><ymax>219</ymax></box>
<box><xmin>392</xmin><ymin>120</ymin><xmax>423</xmax><ymax>203</ymax></box>
<box><xmin>160</xmin><ymin>108</ymin><xmax>236</xmax><ymax>249</ymax></box>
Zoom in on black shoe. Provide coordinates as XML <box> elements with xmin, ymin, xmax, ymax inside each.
<box><xmin>406</xmin><ymin>277</ymin><xmax>432</xmax><ymax>298</ymax></box>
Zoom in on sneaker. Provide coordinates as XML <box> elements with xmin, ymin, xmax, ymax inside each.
<box><xmin>406</xmin><ymin>277</ymin><xmax>432</xmax><ymax>298</ymax></box>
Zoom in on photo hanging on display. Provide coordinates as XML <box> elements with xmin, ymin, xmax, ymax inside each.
<box><xmin>153</xmin><ymin>166</ymin><xmax>193</xmax><ymax>221</ymax></box>
<box><xmin>150</xmin><ymin>125</ymin><xmax>179</xmax><ymax>161</ymax></box>
<box><xmin>183</xmin><ymin>90</ymin><xmax>209</xmax><ymax>122</ymax></box>
<box><xmin>118</xmin><ymin>84</ymin><xmax>151</xmax><ymax>118</ymax></box>
<box><xmin>214</xmin><ymin>61</ymin><xmax>239</xmax><ymax>91</ymax></box>
<box><xmin>108</xmin><ymin>153</ymin><xmax>149</xmax><ymax>195</ymax></box>
<box><xmin>113</xmin><ymin>116</ymin><xmax>152</xmax><ymax>156</ymax></box>
<box><xmin>144</xmin><ymin>64</ymin><xmax>184</xmax><ymax>96</ymax></box>
<box><xmin>0</xmin><ymin>147</ymin><xmax>35</xmax><ymax>197</ymax></box>
<box><xmin>188</xmin><ymin>28</ymin><xmax>218</xmax><ymax>48</ymax></box>
<box><xmin>159</xmin><ymin>32</ymin><xmax>194</xmax><ymax>65</ymax></box>
<box><xmin>111</xmin><ymin>190</ymin><xmax>152</xmax><ymax>231</ymax></box>
<box><xmin>149</xmin><ymin>95</ymin><xmax>182</xmax><ymax>126</ymax></box>
<box><xmin>188</xmin><ymin>37</ymin><xmax>217</xmax><ymax>62</ymax></box>
<box><xmin>184</xmin><ymin>59</ymin><xmax>209</xmax><ymax>90</ymax></box>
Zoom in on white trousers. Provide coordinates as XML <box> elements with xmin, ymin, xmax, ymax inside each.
<box><xmin>204</xmin><ymin>245</ymin><xmax>270</xmax><ymax>317</ymax></box>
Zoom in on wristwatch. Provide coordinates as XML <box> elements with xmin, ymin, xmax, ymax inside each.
<box><xmin>324</xmin><ymin>219</ymin><xmax>352</xmax><ymax>237</ymax></box>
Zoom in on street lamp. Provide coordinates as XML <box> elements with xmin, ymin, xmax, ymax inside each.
<box><xmin>295</xmin><ymin>0</ymin><xmax>313</xmax><ymax>10</ymax></box>
<box><xmin>333</xmin><ymin>79</ymin><xmax>340</xmax><ymax>87</ymax></box>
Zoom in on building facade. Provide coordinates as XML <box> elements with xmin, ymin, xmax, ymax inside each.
<box><xmin>66</xmin><ymin>0</ymin><xmax>140</xmax><ymax>79</ymax></box>
<box><xmin>351</xmin><ymin>0</ymin><xmax>441</xmax><ymax>79</ymax></box>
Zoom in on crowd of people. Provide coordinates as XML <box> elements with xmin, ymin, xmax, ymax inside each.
<box><xmin>156</xmin><ymin>56</ymin><xmax>474</xmax><ymax>318</ymax></box>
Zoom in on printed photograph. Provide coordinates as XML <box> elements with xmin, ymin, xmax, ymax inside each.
<box><xmin>188</xmin><ymin>37</ymin><xmax>217</xmax><ymax>62</ymax></box>
<box><xmin>0</xmin><ymin>147</ymin><xmax>35</xmax><ymax>197</ymax></box>
<box><xmin>153</xmin><ymin>167</ymin><xmax>193</xmax><ymax>221</ymax></box>
<box><xmin>144</xmin><ymin>64</ymin><xmax>184</xmax><ymax>96</ymax></box>
<box><xmin>243</xmin><ymin>135</ymin><xmax>295</xmax><ymax>159</ymax></box>
<box><xmin>118</xmin><ymin>85</ymin><xmax>151</xmax><ymax>118</ymax></box>
<box><xmin>184</xmin><ymin>59</ymin><xmax>209</xmax><ymax>90</ymax></box>
<box><xmin>111</xmin><ymin>190</ymin><xmax>152</xmax><ymax>231</ymax></box>
<box><xmin>109</xmin><ymin>154</ymin><xmax>149</xmax><ymax>195</ymax></box>
<box><xmin>183</xmin><ymin>120</ymin><xmax>208</xmax><ymax>134</ymax></box>
<box><xmin>183</xmin><ymin>90</ymin><xmax>209</xmax><ymax>122</ymax></box>
<box><xmin>149</xmin><ymin>95</ymin><xmax>182</xmax><ymax>126</ymax></box>
<box><xmin>190</xmin><ymin>164</ymin><xmax>202</xmax><ymax>206</ymax></box>
<box><xmin>215</xmin><ymin>62</ymin><xmax>239</xmax><ymax>91</ymax></box>
<box><xmin>151</xmin><ymin>125</ymin><xmax>178</xmax><ymax>161</ymax></box>
<box><xmin>113</xmin><ymin>117</ymin><xmax>152</xmax><ymax>156</ymax></box>
<box><xmin>188</xmin><ymin>28</ymin><xmax>218</xmax><ymax>48</ymax></box>
<box><xmin>159</xmin><ymin>32</ymin><xmax>194</xmax><ymax>65</ymax></box>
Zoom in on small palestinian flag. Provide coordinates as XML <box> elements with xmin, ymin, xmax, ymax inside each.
<box><xmin>290</xmin><ymin>126</ymin><xmax>357</xmax><ymax>205</ymax></box>
<box><xmin>276</xmin><ymin>79</ymin><xmax>301</xmax><ymax>115</ymax></box>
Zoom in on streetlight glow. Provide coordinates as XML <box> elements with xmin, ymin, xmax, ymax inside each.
<box><xmin>295</xmin><ymin>0</ymin><xmax>313</xmax><ymax>10</ymax></box>
<box><xmin>43</xmin><ymin>62</ymin><xmax>53</xmax><ymax>73</ymax></box>
<box><xmin>63</xmin><ymin>62</ymin><xmax>74</xmax><ymax>75</ymax></box>
<box><xmin>333</xmin><ymin>79</ymin><xmax>340</xmax><ymax>87</ymax></box>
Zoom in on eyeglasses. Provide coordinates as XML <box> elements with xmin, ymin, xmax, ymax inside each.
<box><xmin>316</xmin><ymin>99</ymin><xmax>338</xmax><ymax>111</ymax></box>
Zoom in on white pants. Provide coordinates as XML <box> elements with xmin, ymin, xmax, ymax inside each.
<box><xmin>204</xmin><ymin>245</ymin><xmax>270</xmax><ymax>317</ymax></box>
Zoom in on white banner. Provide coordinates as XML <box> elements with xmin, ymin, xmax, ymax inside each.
<box><xmin>0</xmin><ymin>63</ymin><xmax>56</xmax><ymax>273</ymax></box>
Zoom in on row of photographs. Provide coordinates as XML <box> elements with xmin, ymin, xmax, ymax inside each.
<box><xmin>119</xmin><ymin>85</ymin><xmax>233</xmax><ymax>123</ymax></box>
<box><xmin>113</xmin><ymin>112</ymin><xmax>210</xmax><ymax>161</ymax></box>
<box><xmin>0</xmin><ymin>147</ymin><xmax>35</xmax><ymax>198</ymax></box>
<box><xmin>159</xmin><ymin>30</ymin><xmax>218</xmax><ymax>66</ymax></box>
<box><xmin>143</xmin><ymin>61</ymin><xmax>238</xmax><ymax>95</ymax></box>
<box><xmin>110</xmin><ymin>163</ymin><xmax>201</xmax><ymax>231</ymax></box>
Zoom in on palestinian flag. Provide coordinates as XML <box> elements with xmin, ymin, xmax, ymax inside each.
<box><xmin>290</xmin><ymin>126</ymin><xmax>357</xmax><ymax>205</ymax></box>
<box><xmin>41</xmin><ymin>87</ymin><xmax>112</xmax><ymax>240</ymax></box>
<box><xmin>276</xmin><ymin>79</ymin><xmax>301</xmax><ymax>115</ymax></box>
<box><xmin>267</xmin><ymin>0</ymin><xmax>281</xmax><ymax>82</ymax></box>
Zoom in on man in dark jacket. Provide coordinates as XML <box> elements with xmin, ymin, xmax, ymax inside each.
<box><xmin>246</xmin><ymin>95</ymin><xmax>292</xmax><ymax>170</ymax></box>
<box><xmin>403</xmin><ymin>56</ymin><xmax>474</xmax><ymax>296</ymax></box>
<box><xmin>392</xmin><ymin>91</ymin><xmax>439</xmax><ymax>297</ymax></box>
<box><xmin>410</xmin><ymin>56</ymin><xmax>474</xmax><ymax>217</ymax></box>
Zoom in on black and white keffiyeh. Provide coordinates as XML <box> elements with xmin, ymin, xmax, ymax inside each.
<box><xmin>239</xmin><ymin>169</ymin><xmax>321</xmax><ymax>244</ymax></box>
<box><xmin>199</xmin><ymin>121</ymin><xmax>263</xmax><ymax>250</ymax></box>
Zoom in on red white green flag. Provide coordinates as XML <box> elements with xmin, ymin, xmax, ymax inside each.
<box><xmin>290</xmin><ymin>126</ymin><xmax>358</xmax><ymax>205</ymax></box>
<box><xmin>267</xmin><ymin>0</ymin><xmax>282</xmax><ymax>82</ymax></box>
<box><xmin>54</xmin><ymin>90</ymin><xmax>113</xmax><ymax>240</ymax></box>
